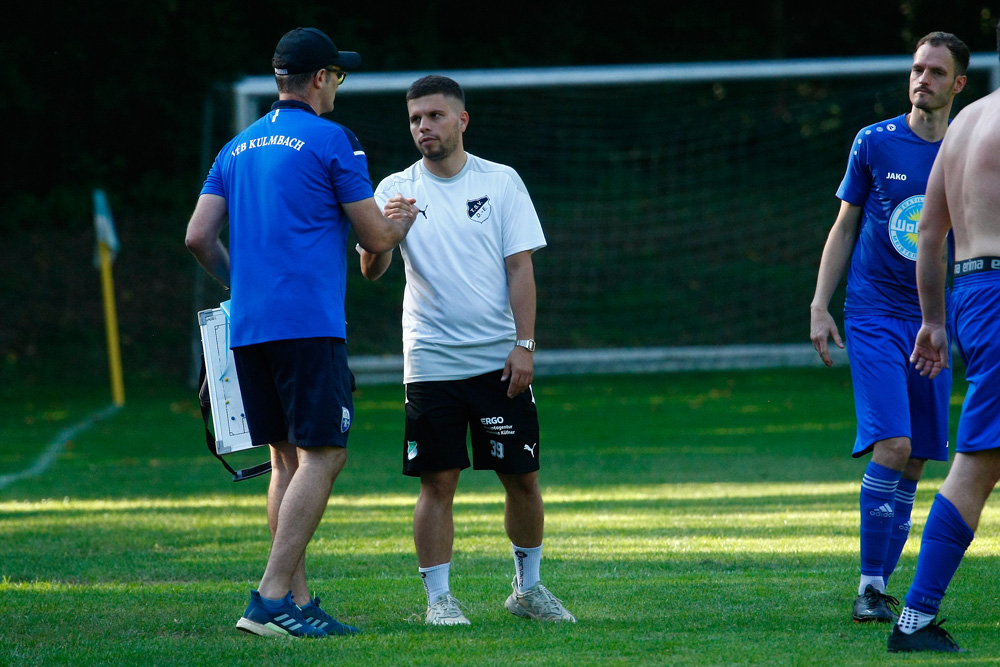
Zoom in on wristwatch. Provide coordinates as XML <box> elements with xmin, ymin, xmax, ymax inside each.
<box><xmin>515</xmin><ymin>339</ymin><xmax>536</xmax><ymax>352</ymax></box>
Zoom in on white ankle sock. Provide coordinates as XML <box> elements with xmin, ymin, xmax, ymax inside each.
<box><xmin>859</xmin><ymin>575</ymin><xmax>885</xmax><ymax>595</ymax></box>
<box><xmin>419</xmin><ymin>562</ymin><xmax>451</xmax><ymax>606</ymax></box>
<box><xmin>512</xmin><ymin>543</ymin><xmax>542</xmax><ymax>591</ymax></box>
<box><xmin>897</xmin><ymin>606</ymin><xmax>934</xmax><ymax>634</ymax></box>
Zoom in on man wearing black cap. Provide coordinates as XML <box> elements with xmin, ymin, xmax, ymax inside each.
<box><xmin>186</xmin><ymin>27</ymin><xmax>419</xmax><ymax>639</ymax></box>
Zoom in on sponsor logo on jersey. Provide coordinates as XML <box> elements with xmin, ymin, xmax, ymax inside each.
<box><xmin>524</xmin><ymin>443</ymin><xmax>537</xmax><ymax>458</ymax></box>
<box><xmin>341</xmin><ymin>407</ymin><xmax>351</xmax><ymax>433</ymax></box>
<box><xmin>886</xmin><ymin>172</ymin><xmax>907</xmax><ymax>181</ymax></box>
<box><xmin>467</xmin><ymin>196</ymin><xmax>491</xmax><ymax>223</ymax></box>
<box><xmin>888</xmin><ymin>195</ymin><xmax>923</xmax><ymax>261</ymax></box>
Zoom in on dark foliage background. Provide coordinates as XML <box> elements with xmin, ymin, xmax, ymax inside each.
<box><xmin>1</xmin><ymin>1</ymin><xmax>998</xmax><ymax>390</ymax></box>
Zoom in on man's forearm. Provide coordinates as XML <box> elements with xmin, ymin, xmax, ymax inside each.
<box><xmin>507</xmin><ymin>262</ymin><xmax>536</xmax><ymax>339</ymax></box>
<box><xmin>192</xmin><ymin>240</ymin><xmax>231</xmax><ymax>289</ymax></box>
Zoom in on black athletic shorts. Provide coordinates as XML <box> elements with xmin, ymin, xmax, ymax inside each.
<box><xmin>233</xmin><ymin>337</ymin><xmax>354</xmax><ymax>448</ymax></box>
<box><xmin>402</xmin><ymin>369</ymin><xmax>540</xmax><ymax>476</ymax></box>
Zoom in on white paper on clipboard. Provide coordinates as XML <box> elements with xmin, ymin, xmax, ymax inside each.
<box><xmin>198</xmin><ymin>304</ymin><xmax>257</xmax><ymax>455</ymax></box>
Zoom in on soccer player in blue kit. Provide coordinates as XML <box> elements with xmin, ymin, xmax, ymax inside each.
<box><xmin>889</xmin><ymin>29</ymin><xmax>1000</xmax><ymax>654</ymax></box>
<box><xmin>809</xmin><ymin>32</ymin><xmax>968</xmax><ymax>624</ymax></box>
<box><xmin>186</xmin><ymin>28</ymin><xmax>418</xmax><ymax>638</ymax></box>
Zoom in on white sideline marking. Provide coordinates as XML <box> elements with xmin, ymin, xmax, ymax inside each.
<box><xmin>0</xmin><ymin>404</ymin><xmax>121</xmax><ymax>491</ymax></box>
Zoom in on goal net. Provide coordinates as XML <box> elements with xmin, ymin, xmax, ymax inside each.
<box><xmin>220</xmin><ymin>55</ymin><xmax>999</xmax><ymax>376</ymax></box>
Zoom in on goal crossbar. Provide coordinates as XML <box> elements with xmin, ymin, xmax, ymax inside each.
<box><xmin>232</xmin><ymin>53</ymin><xmax>999</xmax><ymax>131</ymax></box>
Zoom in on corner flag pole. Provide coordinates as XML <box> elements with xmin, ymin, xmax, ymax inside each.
<box><xmin>93</xmin><ymin>189</ymin><xmax>125</xmax><ymax>407</ymax></box>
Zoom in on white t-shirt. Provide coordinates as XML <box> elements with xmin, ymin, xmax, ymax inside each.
<box><xmin>374</xmin><ymin>153</ymin><xmax>546</xmax><ymax>382</ymax></box>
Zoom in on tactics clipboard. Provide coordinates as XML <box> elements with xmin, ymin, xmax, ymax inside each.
<box><xmin>197</xmin><ymin>302</ymin><xmax>269</xmax><ymax>480</ymax></box>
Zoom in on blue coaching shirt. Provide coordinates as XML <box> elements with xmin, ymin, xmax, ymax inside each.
<box><xmin>838</xmin><ymin>113</ymin><xmax>949</xmax><ymax>320</ymax></box>
<box><xmin>202</xmin><ymin>100</ymin><xmax>374</xmax><ymax>347</ymax></box>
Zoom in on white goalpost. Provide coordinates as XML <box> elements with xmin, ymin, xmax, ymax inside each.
<box><xmin>218</xmin><ymin>54</ymin><xmax>999</xmax><ymax>383</ymax></box>
<box><xmin>232</xmin><ymin>55</ymin><xmax>1000</xmax><ymax>129</ymax></box>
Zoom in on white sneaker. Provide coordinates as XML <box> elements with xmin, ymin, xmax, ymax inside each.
<box><xmin>504</xmin><ymin>578</ymin><xmax>576</xmax><ymax>622</ymax></box>
<box><xmin>425</xmin><ymin>594</ymin><xmax>470</xmax><ymax>626</ymax></box>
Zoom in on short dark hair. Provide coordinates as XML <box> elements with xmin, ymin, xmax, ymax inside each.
<box><xmin>406</xmin><ymin>75</ymin><xmax>465</xmax><ymax>107</ymax></box>
<box><xmin>915</xmin><ymin>31</ymin><xmax>971</xmax><ymax>76</ymax></box>
<box><xmin>275</xmin><ymin>71</ymin><xmax>314</xmax><ymax>95</ymax></box>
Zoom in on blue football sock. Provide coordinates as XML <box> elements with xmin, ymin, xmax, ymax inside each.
<box><xmin>259</xmin><ymin>591</ymin><xmax>291</xmax><ymax>611</ymax></box>
<box><xmin>883</xmin><ymin>477</ymin><xmax>917</xmax><ymax>586</ymax></box>
<box><xmin>859</xmin><ymin>462</ymin><xmax>900</xmax><ymax>580</ymax></box>
<box><xmin>904</xmin><ymin>494</ymin><xmax>974</xmax><ymax>615</ymax></box>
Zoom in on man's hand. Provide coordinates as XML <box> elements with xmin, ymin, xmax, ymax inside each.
<box><xmin>345</xmin><ymin>194</ymin><xmax>418</xmax><ymax>254</ymax></box>
<box><xmin>810</xmin><ymin>307</ymin><xmax>844</xmax><ymax>367</ymax></box>
<box><xmin>383</xmin><ymin>193</ymin><xmax>417</xmax><ymax>221</ymax></box>
<box><xmin>911</xmin><ymin>322</ymin><xmax>949</xmax><ymax>379</ymax></box>
<box><xmin>501</xmin><ymin>346</ymin><xmax>534</xmax><ymax>398</ymax></box>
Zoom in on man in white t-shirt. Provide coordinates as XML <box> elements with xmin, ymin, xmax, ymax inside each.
<box><xmin>360</xmin><ymin>75</ymin><xmax>574</xmax><ymax>626</ymax></box>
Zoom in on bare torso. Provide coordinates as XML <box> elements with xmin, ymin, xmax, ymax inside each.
<box><xmin>938</xmin><ymin>88</ymin><xmax>1000</xmax><ymax>259</ymax></box>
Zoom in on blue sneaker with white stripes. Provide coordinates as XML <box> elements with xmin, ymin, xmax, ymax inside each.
<box><xmin>297</xmin><ymin>595</ymin><xmax>360</xmax><ymax>635</ymax></box>
<box><xmin>236</xmin><ymin>590</ymin><xmax>328</xmax><ymax>638</ymax></box>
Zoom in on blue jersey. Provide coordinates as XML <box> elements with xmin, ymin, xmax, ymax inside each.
<box><xmin>838</xmin><ymin>113</ymin><xmax>948</xmax><ymax>320</ymax></box>
<box><xmin>202</xmin><ymin>100</ymin><xmax>374</xmax><ymax>346</ymax></box>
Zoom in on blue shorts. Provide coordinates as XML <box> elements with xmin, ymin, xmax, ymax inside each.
<box><xmin>232</xmin><ymin>337</ymin><xmax>354</xmax><ymax>448</ymax></box>
<box><xmin>952</xmin><ymin>272</ymin><xmax>1000</xmax><ymax>453</ymax></box>
<box><xmin>845</xmin><ymin>314</ymin><xmax>951</xmax><ymax>460</ymax></box>
<box><xmin>402</xmin><ymin>370</ymin><xmax>540</xmax><ymax>476</ymax></box>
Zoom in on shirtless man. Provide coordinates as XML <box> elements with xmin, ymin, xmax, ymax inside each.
<box><xmin>887</xmin><ymin>41</ymin><xmax>1000</xmax><ymax>653</ymax></box>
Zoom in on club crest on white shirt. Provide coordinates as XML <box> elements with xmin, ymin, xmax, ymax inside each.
<box><xmin>467</xmin><ymin>196</ymin><xmax>491</xmax><ymax>223</ymax></box>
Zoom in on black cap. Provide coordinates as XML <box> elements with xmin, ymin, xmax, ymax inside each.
<box><xmin>272</xmin><ymin>28</ymin><xmax>361</xmax><ymax>75</ymax></box>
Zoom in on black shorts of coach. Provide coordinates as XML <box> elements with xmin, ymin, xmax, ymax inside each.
<box><xmin>403</xmin><ymin>369</ymin><xmax>541</xmax><ymax>476</ymax></box>
<box><xmin>233</xmin><ymin>337</ymin><xmax>355</xmax><ymax>449</ymax></box>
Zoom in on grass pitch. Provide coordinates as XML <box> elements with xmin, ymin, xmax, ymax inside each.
<box><xmin>2</xmin><ymin>367</ymin><xmax>998</xmax><ymax>666</ymax></box>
